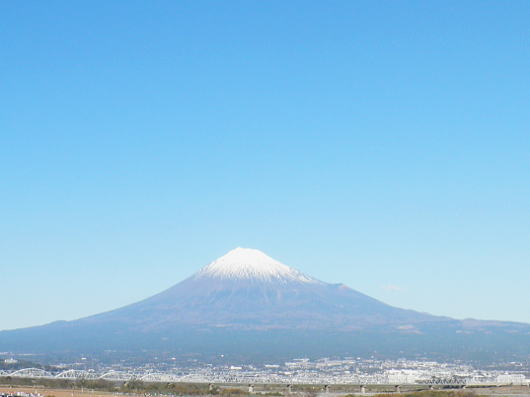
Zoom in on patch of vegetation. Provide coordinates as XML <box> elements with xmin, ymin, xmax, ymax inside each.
<box><xmin>374</xmin><ymin>392</ymin><xmax>477</xmax><ymax>397</ymax></box>
<box><xmin>219</xmin><ymin>388</ymin><xmax>250</xmax><ymax>396</ymax></box>
<box><xmin>0</xmin><ymin>360</ymin><xmax>55</xmax><ymax>372</ymax></box>
<box><xmin>121</xmin><ymin>380</ymin><xmax>218</xmax><ymax>395</ymax></box>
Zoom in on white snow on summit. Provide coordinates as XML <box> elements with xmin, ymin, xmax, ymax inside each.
<box><xmin>195</xmin><ymin>247</ymin><xmax>315</xmax><ymax>283</ymax></box>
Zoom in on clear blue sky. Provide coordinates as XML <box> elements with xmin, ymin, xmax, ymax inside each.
<box><xmin>1</xmin><ymin>1</ymin><xmax>529</xmax><ymax>331</ymax></box>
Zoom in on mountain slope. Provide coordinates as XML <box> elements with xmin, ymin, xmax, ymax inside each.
<box><xmin>77</xmin><ymin>247</ymin><xmax>442</xmax><ymax>331</ymax></box>
<box><xmin>1</xmin><ymin>248</ymin><xmax>529</xmax><ymax>363</ymax></box>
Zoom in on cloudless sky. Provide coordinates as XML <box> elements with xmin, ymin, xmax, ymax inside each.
<box><xmin>1</xmin><ymin>1</ymin><xmax>529</xmax><ymax>330</ymax></box>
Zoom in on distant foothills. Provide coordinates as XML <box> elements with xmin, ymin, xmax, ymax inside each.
<box><xmin>1</xmin><ymin>248</ymin><xmax>529</xmax><ymax>364</ymax></box>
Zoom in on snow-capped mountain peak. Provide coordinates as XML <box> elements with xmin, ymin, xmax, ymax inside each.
<box><xmin>195</xmin><ymin>247</ymin><xmax>315</xmax><ymax>283</ymax></box>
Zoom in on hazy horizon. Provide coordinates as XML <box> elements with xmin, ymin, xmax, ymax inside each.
<box><xmin>2</xmin><ymin>245</ymin><xmax>528</xmax><ymax>331</ymax></box>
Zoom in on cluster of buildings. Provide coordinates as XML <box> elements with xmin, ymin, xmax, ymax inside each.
<box><xmin>40</xmin><ymin>357</ymin><xmax>528</xmax><ymax>385</ymax></box>
<box><xmin>2</xmin><ymin>353</ymin><xmax>529</xmax><ymax>386</ymax></box>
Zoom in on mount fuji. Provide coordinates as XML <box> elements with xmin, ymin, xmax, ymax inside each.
<box><xmin>1</xmin><ymin>248</ymin><xmax>529</xmax><ymax>363</ymax></box>
<box><xmin>83</xmin><ymin>247</ymin><xmax>440</xmax><ymax>331</ymax></box>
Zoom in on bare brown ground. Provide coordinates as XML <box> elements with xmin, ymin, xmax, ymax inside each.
<box><xmin>1</xmin><ymin>384</ymin><xmax>529</xmax><ymax>397</ymax></box>
<box><xmin>0</xmin><ymin>387</ymin><xmax>141</xmax><ymax>397</ymax></box>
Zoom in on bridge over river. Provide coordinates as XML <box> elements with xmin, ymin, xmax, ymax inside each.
<box><xmin>1</xmin><ymin>368</ymin><xmax>529</xmax><ymax>395</ymax></box>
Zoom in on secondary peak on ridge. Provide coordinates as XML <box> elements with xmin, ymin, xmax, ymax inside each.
<box><xmin>194</xmin><ymin>247</ymin><xmax>315</xmax><ymax>283</ymax></box>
